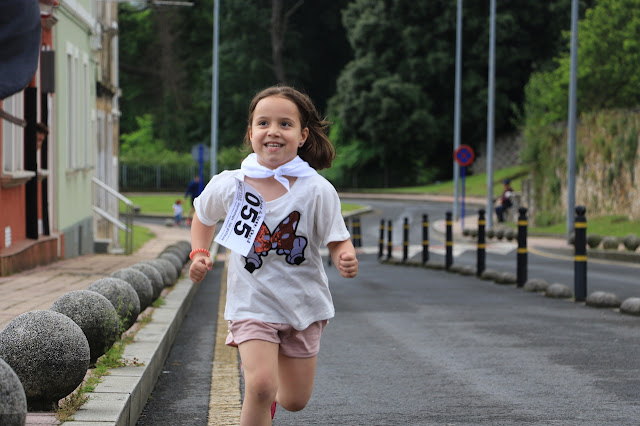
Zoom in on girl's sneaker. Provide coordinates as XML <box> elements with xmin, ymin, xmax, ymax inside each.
<box><xmin>271</xmin><ymin>401</ymin><xmax>277</xmax><ymax>419</ymax></box>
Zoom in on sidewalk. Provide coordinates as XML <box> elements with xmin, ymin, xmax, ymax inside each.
<box><xmin>0</xmin><ymin>222</ymin><xmax>193</xmax><ymax>425</ymax></box>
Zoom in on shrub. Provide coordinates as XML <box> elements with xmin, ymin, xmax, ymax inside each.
<box><xmin>586</xmin><ymin>234</ymin><xmax>602</xmax><ymax>249</ymax></box>
<box><xmin>622</xmin><ymin>234</ymin><xmax>640</xmax><ymax>251</ymax></box>
<box><xmin>602</xmin><ymin>236</ymin><xmax>619</xmax><ymax>250</ymax></box>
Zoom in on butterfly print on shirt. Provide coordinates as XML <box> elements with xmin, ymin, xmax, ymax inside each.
<box><xmin>244</xmin><ymin>211</ymin><xmax>308</xmax><ymax>273</ymax></box>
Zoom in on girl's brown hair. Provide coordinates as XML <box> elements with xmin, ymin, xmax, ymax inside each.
<box><xmin>243</xmin><ymin>85</ymin><xmax>336</xmax><ymax>170</ymax></box>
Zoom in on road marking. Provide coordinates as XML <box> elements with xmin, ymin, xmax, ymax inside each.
<box><xmin>208</xmin><ymin>259</ymin><xmax>242</xmax><ymax>425</ymax></box>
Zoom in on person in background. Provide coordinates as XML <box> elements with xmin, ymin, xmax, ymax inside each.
<box><xmin>35</xmin><ymin>122</ymin><xmax>48</xmax><ymax>170</ymax></box>
<box><xmin>495</xmin><ymin>178</ymin><xmax>514</xmax><ymax>223</ymax></box>
<box><xmin>184</xmin><ymin>175</ymin><xmax>201</xmax><ymax>226</ymax></box>
<box><xmin>172</xmin><ymin>199</ymin><xmax>183</xmax><ymax>226</ymax></box>
<box><xmin>189</xmin><ymin>85</ymin><xmax>358</xmax><ymax>424</ymax></box>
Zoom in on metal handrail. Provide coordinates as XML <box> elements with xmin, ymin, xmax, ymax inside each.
<box><xmin>92</xmin><ymin>176</ymin><xmax>134</xmax><ymax>206</ymax></box>
<box><xmin>91</xmin><ymin>177</ymin><xmax>133</xmax><ymax>254</ymax></box>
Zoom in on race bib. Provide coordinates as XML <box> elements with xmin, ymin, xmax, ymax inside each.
<box><xmin>214</xmin><ymin>179</ymin><xmax>266</xmax><ymax>256</ymax></box>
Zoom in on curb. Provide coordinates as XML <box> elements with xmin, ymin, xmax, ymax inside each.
<box><xmin>63</xmin><ymin>244</ymin><xmax>218</xmax><ymax>425</ymax></box>
<box><xmin>63</xmin><ymin>278</ymin><xmax>198</xmax><ymax>425</ymax></box>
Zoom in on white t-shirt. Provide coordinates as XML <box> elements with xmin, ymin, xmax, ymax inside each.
<box><xmin>195</xmin><ymin>170</ymin><xmax>350</xmax><ymax>330</ymax></box>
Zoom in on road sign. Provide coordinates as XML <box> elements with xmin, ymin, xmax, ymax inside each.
<box><xmin>191</xmin><ymin>144</ymin><xmax>210</xmax><ymax>163</ymax></box>
<box><xmin>454</xmin><ymin>145</ymin><xmax>475</xmax><ymax>167</ymax></box>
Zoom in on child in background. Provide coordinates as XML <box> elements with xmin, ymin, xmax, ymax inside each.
<box><xmin>172</xmin><ymin>199</ymin><xmax>183</xmax><ymax>226</ymax></box>
<box><xmin>189</xmin><ymin>85</ymin><xmax>358</xmax><ymax>425</ymax></box>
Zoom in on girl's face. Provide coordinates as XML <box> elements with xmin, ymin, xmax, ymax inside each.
<box><xmin>249</xmin><ymin>96</ymin><xmax>309</xmax><ymax>170</ymax></box>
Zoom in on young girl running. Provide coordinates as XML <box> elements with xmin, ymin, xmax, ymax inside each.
<box><xmin>189</xmin><ymin>85</ymin><xmax>358</xmax><ymax>425</ymax></box>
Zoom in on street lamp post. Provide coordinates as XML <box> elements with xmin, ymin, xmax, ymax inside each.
<box><xmin>210</xmin><ymin>0</ymin><xmax>219</xmax><ymax>177</ymax></box>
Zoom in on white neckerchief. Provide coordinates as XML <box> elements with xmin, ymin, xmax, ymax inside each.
<box><xmin>240</xmin><ymin>153</ymin><xmax>318</xmax><ymax>191</ymax></box>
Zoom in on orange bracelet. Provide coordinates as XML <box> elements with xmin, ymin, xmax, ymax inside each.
<box><xmin>189</xmin><ymin>248</ymin><xmax>211</xmax><ymax>260</ymax></box>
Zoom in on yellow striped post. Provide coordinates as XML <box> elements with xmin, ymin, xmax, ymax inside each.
<box><xmin>402</xmin><ymin>217</ymin><xmax>409</xmax><ymax>262</ymax></box>
<box><xmin>387</xmin><ymin>220</ymin><xmax>393</xmax><ymax>260</ymax></box>
<box><xmin>446</xmin><ymin>212</ymin><xmax>453</xmax><ymax>269</ymax></box>
<box><xmin>422</xmin><ymin>214</ymin><xmax>429</xmax><ymax>264</ymax></box>
<box><xmin>378</xmin><ymin>219</ymin><xmax>385</xmax><ymax>259</ymax></box>
<box><xmin>574</xmin><ymin>206</ymin><xmax>587</xmax><ymax>301</ymax></box>
<box><xmin>477</xmin><ymin>210</ymin><xmax>486</xmax><ymax>276</ymax></box>
<box><xmin>517</xmin><ymin>207</ymin><xmax>528</xmax><ymax>287</ymax></box>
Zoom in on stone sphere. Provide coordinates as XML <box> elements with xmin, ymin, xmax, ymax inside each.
<box><xmin>88</xmin><ymin>278</ymin><xmax>141</xmax><ymax>330</ymax></box>
<box><xmin>175</xmin><ymin>240</ymin><xmax>192</xmax><ymax>257</ymax></box>
<box><xmin>130</xmin><ymin>263</ymin><xmax>164</xmax><ymax>300</ymax></box>
<box><xmin>50</xmin><ymin>290</ymin><xmax>120</xmax><ymax>365</ymax></box>
<box><xmin>152</xmin><ymin>258</ymin><xmax>178</xmax><ymax>285</ymax></box>
<box><xmin>0</xmin><ymin>310</ymin><xmax>90</xmax><ymax>411</ymax></box>
<box><xmin>158</xmin><ymin>252</ymin><xmax>183</xmax><ymax>277</ymax></box>
<box><xmin>139</xmin><ymin>260</ymin><xmax>172</xmax><ymax>287</ymax></box>
<box><xmin>0</xmin><ymin>357</ymin><xmax>27</xmax><ymax>425</ymax></box>
<box><xmin>111</xmin><ymin>268</ymin><xmax>154</xmax><ymax>311</ymax></box>
<box><xmin>161</xmin><ymin>245</ymin><xmax>189</xmax><ymax>263</ymax></box>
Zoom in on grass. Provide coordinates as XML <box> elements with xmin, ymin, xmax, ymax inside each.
<box><xmin>528</xmin><ymin>215</ymin><xmax>640</xmax><ymax>238</ymax></box>
<box><xmin>118</xmin><ymin>165</ymin><xmax>640</xmax><ymax>239</ymax></box>
<box><xmin>118</xmin><ymin>224</ymin><xmax>156</xmax><ymax>253</ymax></box>
<box><xmin>121</xmin><ymin>194</ymin><xmax>366</xmax><ymax>216</ymax></box>
<box><xmin>55</xmin><ymin>334</ymin><xmax>143</xmax><ymax>422</ymax></box>
<box><xmin>358</xmin><ymin>165</ymin><xmax>530</xmax><ymax>199</ymax></box>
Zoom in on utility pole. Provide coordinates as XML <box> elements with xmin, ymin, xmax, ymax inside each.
<box><xmin>210</xmin><ymin>0</ymin><xmax>219</xmax><ymax>177</ymax></box>
<box><xmin>485</xmin><ymin>0</ymin><xmax>496</xmax><ymax>229</ymax></box>
<box><xmin>452</xmin><ymin>0</ymin><xmax>463</xmax><ymax>221</ymax></box>
<box><xmin>566</xmin><ymin>0</ymin><xmax>578</xmax><ymax>238</ymax></box>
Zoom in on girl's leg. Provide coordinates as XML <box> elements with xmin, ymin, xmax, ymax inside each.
<box><xmin>238</xmin><ymin>340</ymin><xmax>279</xmax><ymax>426</ymax></box>
<box><xmin>276</xmin><ymin>354</ymin><xmax>317</xmax><ymax>412</ymax></box>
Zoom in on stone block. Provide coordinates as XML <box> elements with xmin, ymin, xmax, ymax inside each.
<box><xmin>158</xmin><ymin>252</ymin><xmax>183</xmax><ymax>277</ymax></box>
<box><xmin>130</xmin><ymin>263</ymin><xmax>164</xmax><ymax>301</ymax></box>
<box><xmin>523</xmin><ymin>278</ymin><xmax>549</xmax><ymax>292</ymax></box>
<box><xmin>586</xmin><ymin>291</ymin><xmax>621</xmax><ymax>308</ymax></box>
<box><xmin>0</xmin><ymin>310</ymin><xmax>90</xmax><ymax>411</ymax></box>
<box><xmin>111</xmin><ymin>268</ymin><xmax>154</xmax><ymax>311</ymax></box>
<box><xmin>50</xmin><ymin>290</ymin><xmax>120</xmax><ymax>365</ymax></box>
<box><xmin>545</xmin><ymin>283</ymin><xmax>573</xmax><ymax>299</ymax></box>
<box><xmin>0</xmin><ymin>357</ymin><xmax>27</xmax><ymax>426</ymax></box>
<box><xmin>88</xmin><ymin>278</ymin><xmax>141</xmax><ymax>331</ymax></box>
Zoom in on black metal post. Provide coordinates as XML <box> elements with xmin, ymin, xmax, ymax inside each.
<box><xmin>446</xmin><ymin>211</ymin><xmax>453</xmax><ymax>270</ymax></box>
<box><xmin>353</xmin><ymin>216</ymin><xmax>362</xmax><ymax>248</ymax></box>
<box><xmin>387</xmin><ymin>220</ymin><xmax>393</xmax><ymax>260</ymax></box>
<box><xmin>422</xmin><ymin>214</ymin><xmax>429</xmax><ymax>264</ymax></box>
<box><xmin>403</xmin><ymin>217</ymin><xmax>409</xmax><ymax>262</ymax></box>
<box><xmin>517</xmin><ymin>207</ymin><xmax>528</xmax><ymax>287</ymax></box>
<box><xmin>378</xmin><ymin>219</ymin><xmax>385</xmax><ymax>259</ymax></box>
<box><xmin>574</xmin><ymin>206</ymin><xmax>587</xmax><ymax>302</ymax></box>
<box><xmin>477</xmin><ymin>209</ymin><xmax>486</xmax><ymax>276</ymax></box>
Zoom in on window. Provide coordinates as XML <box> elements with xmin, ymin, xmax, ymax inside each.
<box><xmin>2</xmin><ymin>93</ymin><xmax>24</xmax><ymax>173</ymax></box>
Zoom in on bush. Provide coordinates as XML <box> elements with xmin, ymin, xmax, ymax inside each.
<box><xmin>586</xmin><ymin>234</ymin><xmax>602</xmax><ymax>249</ymax></box>
<box><xmin>602</xmin><ymin>236</ymin><xmax>619</xmax><ymax>250</ymax></box>
<box><xmin>622</xmin><ymin>234</ymin><xmax>640</xmax><ymax>251</ymax></box>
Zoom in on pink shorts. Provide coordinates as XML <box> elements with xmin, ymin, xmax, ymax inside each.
<box><xmin>225</xmin><ymin>319</ymin><xmax>328</xmax><ymax>358</ymax></box>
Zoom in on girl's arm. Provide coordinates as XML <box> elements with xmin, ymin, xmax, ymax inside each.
<box><xmin>189</xmin><ymin>213</ymin><xmax>216</xmax><ymax>283</ymax></box>
<box><xmin>328</xmin><ymin>238</ymin><xmax>358</xmax><ymax>278</ymax></box>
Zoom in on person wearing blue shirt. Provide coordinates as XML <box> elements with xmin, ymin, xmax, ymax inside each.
<box><xmin>184</xmin><ymin>175</ymin><xmax>201</xmax><ymax>225</ymax></box>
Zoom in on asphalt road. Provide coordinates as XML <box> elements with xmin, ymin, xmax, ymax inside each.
<box><xmin>136</xmin><ymin>259</ymin><xmax>223</xmax><ymax>426</ymax></box>
<box><xmin>275</xmin><ymin>252</ymin><xmax>640</xmax><ymax>425</ymax></box>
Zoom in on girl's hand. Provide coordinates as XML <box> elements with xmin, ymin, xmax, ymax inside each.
<box><xmin>338</xmin><ymin>251</ymin><xmax>358</xmax><ymax>278</ymax></box>
<box><xmin>189</xmin><ymin>254</ymin><xmax>213</xmax><ymax>283</ymax></box>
